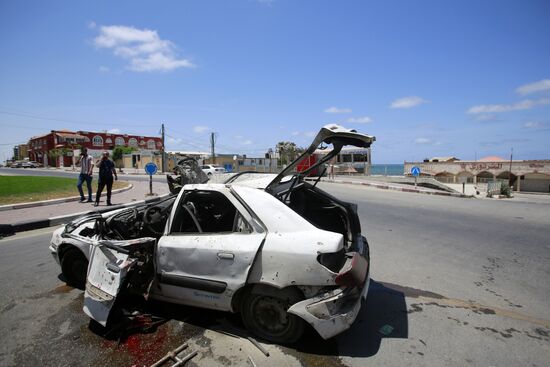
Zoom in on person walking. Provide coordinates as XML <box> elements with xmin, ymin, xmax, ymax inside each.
<box><xmin>76</xmin><ymin>147</ymin><xmax>94</xmax><ymax>202</ymax></box>
<box><xmin>95</xmin><ymin>151</ymin><xmax>117</xmax><ymax>206</ymax></box>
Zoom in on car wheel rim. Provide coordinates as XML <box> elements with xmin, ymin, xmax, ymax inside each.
<box><xmin>251</xmin><ymin>296</ymin><xmax>290</xmax><ymax>336</ymax></box>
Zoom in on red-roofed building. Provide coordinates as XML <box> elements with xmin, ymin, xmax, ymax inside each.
<box><xmin>27</xmin><ymin>130</ymin><xmax>163</xmax><ymax>167</ymax></box>
<box><xmin>478</xmin><ymin>156</ymin><xmax>506</xmax><ymax>162</ymax></box>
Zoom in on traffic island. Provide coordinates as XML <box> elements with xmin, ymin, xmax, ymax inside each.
<box><xmin>0</xmin><ymin>176</ymin><xmax>132</xmax><ymax>211</ymax></box>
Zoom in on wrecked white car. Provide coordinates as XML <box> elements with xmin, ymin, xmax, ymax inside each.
<box><xmin>50</xmin><ymin>124</ymin><xmax>375</xmax><ymax>343</ymax></box>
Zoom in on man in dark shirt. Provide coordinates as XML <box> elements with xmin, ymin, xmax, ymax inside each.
<box><xmin>94</xmin><ymin>151</ymin><xmax>118</xmax><ymax>206</ymax></box>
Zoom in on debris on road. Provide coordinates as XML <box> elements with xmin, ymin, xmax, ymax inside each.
<box><xmin>150</xmin><ymin>343</ymin><xmax>197</xmax><ymax>367</ymax></box>
<box><xmin>247</xmin><ymin>336</ymin><xmax>270</xmax><ymax>357</ymax></box>
<box><xmin>104</xmin><ymin>310</ymin><xmax>167</xmax><ymax>345</ymax></box>
<box><xmin>248</xmin><ymin>355</ymin><xmax>258</xmax><ymax>367</ymax></box>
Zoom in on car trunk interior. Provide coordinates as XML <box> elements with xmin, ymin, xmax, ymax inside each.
<box><xmin>286</xmin><ymin>184</ymin><xmax>360</xmax><ymax>250</ymax></box>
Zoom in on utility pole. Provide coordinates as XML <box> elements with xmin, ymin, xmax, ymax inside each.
<box><xmin>509</xmin><ymin>147</ymin><xmax>513</xmax><ymax>187</ymax></box>
<box><xmin>161</xmin><ymin>123</ymin><xmax>166</xmax><ymax>173</ymax></box>
<box><xmin>210</xmin><ymin>132</ymin><xmax>216</xmax><ymax>164</ymax></box>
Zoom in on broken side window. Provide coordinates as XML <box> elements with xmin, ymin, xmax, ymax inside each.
<box><xmin>171</xmin><ymin>190</ymin><xmax>251</xmax><ymax>234</ymax></box>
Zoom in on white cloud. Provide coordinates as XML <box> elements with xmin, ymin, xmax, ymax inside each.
<box><xmin>88</xmin><ymin>21</ymin><xmax>96</xmax><ymax>29</ymax></box>
<box><xmin>347</xmin><ymin>116</ymin><xmax>373</xmax><ymax>124</ymax></box>
<box><xmin>304</xmin><ymin>131</ymin><xmax>316</xmax><ymax>138</ymax></box>
<box><xmin>193</xmin><ymin>125</ymin><xmax>209</xmax><ymax>133</ymax></box>
<box><xmin>291</xmin><ymin>131</ymin><xmax>300</xmax><ymax>136</ymax></box>
<box><xmin>467</xmin><ymin>98</ymin><xmax>550</xmax><ymax>114</ymax></box>
<box><xmin>523</xmin><ymin>121</ymin><xmax>545</xmax><ymax>129</ymax></box>
<box><xmin>516</xmin><ymin>79</ymin><xmax>550</xmax><ymax>95</ymax></box>
<box><xmin>414</xmin><ymin>137</ymin><xmax>431</xmax><ymax>144</ymax></box>
<box><xmin>475</xmin><ymin>114</ymin><xmax>499</xmax><ymax>121</ymax></box>
<box><xmin>324</xmin><ymin>106</ymin><xmax>352</xmax><ymax>114</ymax></box>
<box><xmin>93</xmin><ymin>25</ymin><xmax>195</xmax><ymax>72</ymax></box>
<box><xmin>242</xmin><ymin>139</ymin><xmax>253</xmax><ymax>145</ymax></box>
<box><xmin>390</xmin><ymin>96</ymin><xmax>428</xmax><ymax>109</ymax></box>
<box><xmin>99</xmin><ymin>66</ymin><xmax>110</xmax><ymax>73</ymax></box>
<box><xmin>107</xmin><ymin>128</ymin><xmax>120</xmax><ymax>133</ymax></box>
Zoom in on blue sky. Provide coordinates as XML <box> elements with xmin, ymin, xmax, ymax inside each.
<box><xmin>1</xmin><ymin>0</ymin><xmax>549</xmax><ymax>163</ymax></box>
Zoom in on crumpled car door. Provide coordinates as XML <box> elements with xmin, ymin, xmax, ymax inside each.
<box><xmin>83</xmin><ymin>237</ymin><xmax>156</xmax><ymax>326</ymax></box>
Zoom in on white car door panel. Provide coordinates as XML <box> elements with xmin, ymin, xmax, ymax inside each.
<box><xmin>155</xmin><ymin>232</ymin><xmax>265</xmax><ymax>310</ymax></box>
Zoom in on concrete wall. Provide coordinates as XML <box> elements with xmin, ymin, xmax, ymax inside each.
<box><xmin>405</xmin><ymin>160</ymin><xmax>550</xmax><ymax>193</ymax></box>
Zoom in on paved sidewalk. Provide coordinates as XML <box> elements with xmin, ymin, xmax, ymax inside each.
<box><xmin>311</xmin><ymin>175</ymin><xmax>469</xmax><ymax>197</ymax></box>
<box><xmin>0</xmin><ymin>180</ymin><xmax>170</xmax><ymax>225</ymax></box>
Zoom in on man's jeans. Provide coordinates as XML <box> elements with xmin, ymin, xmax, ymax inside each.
<box><xmin>77</xmin><ymin>173</ymin><xmax>93</xmax><ymax>201</ymax></box>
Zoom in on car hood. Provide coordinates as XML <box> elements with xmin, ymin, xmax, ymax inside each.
<box><xmin>265</xmin><ymin>124</ymin><xmax>375</xmax><ymax>192</ymax></box>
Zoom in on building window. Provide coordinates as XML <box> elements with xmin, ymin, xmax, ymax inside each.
<box><xmin>115</xmin><ymin>137</ymin><xmax>125</xmax><ymax>146</ymax></box>
<box><xmin>93</xmin><ymin>135</ymin><xmax>103</xmax><ymax>146</ymax></box>
<box><xmin>105</xmin><ymin>138</ymin><xmax>112</xmax><ymax>144</ymax></box>
<box><xmin>129</xmin><ymin>138</ymin><xmax>138</xmax><ymax>147</ymax></box>
<box><xmin>147</xmin><ymin>140</ymin><xmax>156</xmax><ymax>149</ymax></box>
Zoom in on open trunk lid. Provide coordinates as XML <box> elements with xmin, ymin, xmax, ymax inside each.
<box><xmin>265</xmin><ymin>124</ymin><xmax>375</xmax><ymax>193</ymax></box>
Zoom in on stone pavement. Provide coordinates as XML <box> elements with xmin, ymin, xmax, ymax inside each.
<box><xmin>312</xmin><ymin>175</ymin><xmax>469</xmax><ymax>197</ymax></box>
<box><xmin>0</xmin><ymin>179</ymin><xmax>170</xmax><ymax>225</ymax></box>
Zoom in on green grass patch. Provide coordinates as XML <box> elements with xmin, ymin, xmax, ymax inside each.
<box><xmin>0</xmin><ymin>176</ymin><xmax>129</xmax><ymax>205</ymax></box>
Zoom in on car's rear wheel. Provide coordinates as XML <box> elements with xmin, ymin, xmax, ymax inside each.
<box><xmin>61</xmin><ymin>248</ymin><xmax>88</xmax><ymax>289</ymax></box>
<box><xmin>241</xmin><ymin>289</ymin><xmax>305</xmax><ymax>344</ymax></box>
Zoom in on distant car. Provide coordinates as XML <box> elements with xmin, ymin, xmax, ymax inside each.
<box><xmin>50</xmin><ymin>124</ymin><xmax>375</xmax><ymax>343</ymax></box>
<box><xmin>21</xmin><ymin>162</ymin><xmax>38</xmax><ymax>168</ymax></box>
<box><xmin>201</xmin><ymin>164</ymin><xmax>226</xmax><ymax>175</ymax></box>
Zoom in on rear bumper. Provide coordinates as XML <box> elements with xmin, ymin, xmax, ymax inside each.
<box><xmin>288</xmin><ymin>274</ymin><xmax>370</xmax><ymax>339</ymax></box>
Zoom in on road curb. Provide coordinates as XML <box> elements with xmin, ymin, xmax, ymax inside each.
<box><xmin>1</xmin><ymin>193</ymin><xmax>173</xmax><ymax>236</ymax></box>
<box><xmin>0</xmin><ymin>183</ymin><xmax>134</xmax><ymax>212</ymax></box>
<box><xmin>310</xmin><ymin>178</ymin><xmax>471</xmax><ymax>198</ymax></box>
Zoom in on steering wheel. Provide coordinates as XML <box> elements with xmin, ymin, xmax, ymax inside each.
<box><xmin>143</xmin><ymin>206</ymin><xmax>168</xmax><ymax>235</ymax></box>
<box><xmin>107</xmin><ymin>208</ymin><xmax>138</xmax><ymax>239</ymax></box>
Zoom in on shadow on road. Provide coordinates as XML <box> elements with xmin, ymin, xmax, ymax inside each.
<box><xmin>85</xmin><ymin>279</ymin><xmax>408</xmax><ymax>362</ymax></box>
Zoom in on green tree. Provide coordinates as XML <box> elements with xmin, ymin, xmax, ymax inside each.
<box><xmin>112</xmin><ymin>146</ymin><xmax>135</xmax><ymax>171</ymax></box>
<box><xmin>276</xmin><ymin>141</ymin><xmax>304</xmax><ymax>166</ymax></box>
<box><xmin>48</xmin><ymin>149</ymin><xmax>62</xmax><ymax>167</ymax></box>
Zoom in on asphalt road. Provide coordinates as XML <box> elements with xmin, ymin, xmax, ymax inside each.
<box><xmin>0</xmin><ymin>182</ymin><xmax>549</xmax><ymax>366</ymax></box>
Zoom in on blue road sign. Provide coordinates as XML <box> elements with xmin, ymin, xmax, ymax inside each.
<box><xmin>144</xmin><ymin>162</ymin><xmax>158</xmax><ymax>176</ymax></box>
<box><xmin>411</xmin><ymin>166</ymin><xmax>421</xmax><ymax>176</ymax></box>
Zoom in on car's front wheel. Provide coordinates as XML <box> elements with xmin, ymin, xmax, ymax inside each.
<box><xmin>61</xmin><ymin>248</ymin><xmax>88</xmax><ymax>289</ymax></box>
<box><xmin>241</xmin><ymin>289</ymin><xmax>305</xmax><ymax>344</ymax></box>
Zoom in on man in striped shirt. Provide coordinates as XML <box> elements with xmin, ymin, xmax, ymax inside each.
<box><xmin>76</xmin><ymin>147</ymin><xmax>94</xmax><ymax>202</ymax></box>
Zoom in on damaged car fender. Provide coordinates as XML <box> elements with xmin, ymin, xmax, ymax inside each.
<box><xmin>233</xmin><ymin>185</ymin><xmax>344</xmax><ymax>287</ymax></box>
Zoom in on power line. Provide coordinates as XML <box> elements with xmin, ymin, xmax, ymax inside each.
<box><xmin>0</xmin><ymin>110</ymin><xmax>158</xmax><ymax>128</ymax></box>
<box><xmin>0</xmin><ymin>142</ymin><xmax>26</xmax><ymax>146</ymax></box>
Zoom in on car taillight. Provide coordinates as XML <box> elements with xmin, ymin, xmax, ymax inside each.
<box><xmin>335</xmin><ymin>252</ymin><xmax>368</xmax><ymax>288</ymax></box>
<box><xmin>317</xmin><ymin>249</ymin><xmax>346</xmax><ymax>273</ymax></box>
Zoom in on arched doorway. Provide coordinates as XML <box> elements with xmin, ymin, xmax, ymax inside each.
<box><xmin>457</xmin><ymin>171</ymin><xmax>475</xmax><ymax>184</ymax></box>
<box><xmin>476</xmin><ymin>171</ymin><xmax>493</xmax><ymax>183</ymax></box>
<box><xmin>434</xmin><ymin>172</ymin><xmax>454</xmax><ymax>183</ymax></box>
